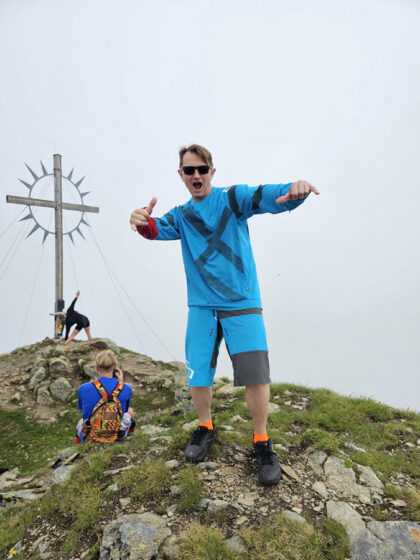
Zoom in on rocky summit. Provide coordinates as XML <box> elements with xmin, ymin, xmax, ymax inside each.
<box><xmin>0</xmin><ymin>338</ymin><xmax>419</xmax><ymax>560</ymax></box>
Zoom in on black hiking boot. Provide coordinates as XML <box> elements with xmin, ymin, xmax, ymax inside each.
<box><xmin>253</xmin><ymin>439</ymin><xmax>282</xmax><ymax>485</ymax></box>
<box><xmin>185</xmin><ymin>425</ymin><xmax>217</xmax><ymax>463</ymax></box>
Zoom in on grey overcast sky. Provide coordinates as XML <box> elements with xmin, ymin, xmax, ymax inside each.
<box><xmin>1</xmin><ymin>0</ymin><xmax>419</xmax><ymax>411</ymax></box>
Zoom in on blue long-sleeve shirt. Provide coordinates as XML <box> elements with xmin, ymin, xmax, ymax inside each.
<box><xmin>138</xmin><ymin>184</ymin><xmax>306</xmax><ymax>310</ymax></box>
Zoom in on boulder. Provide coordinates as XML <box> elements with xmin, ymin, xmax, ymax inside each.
<box><xmin>88</xmin><ymin>338</ymin><xmax>120</xmax><ymax>354</ymax></box>
<box><xmin>49</xmin><ymin>377</ymin><xmax>74</xmax><ymax>402</ymax></box>
<box><xmin>29</xmin><ymin>367</ymin><xmax>47</xmax><ymax>390</ymax></box>
<box><xmin>49</xmin><ymin>357</ymin><xmax>70</xmax><ymax>376</ymax></box>
<box><xmin>100</xmin><ymin>513</ymin><xmax>171</xmax><ymax>559</ymax></box>
<box><xmin>324</xmin><ymin>456</ymin><xmax>371</xmax><ymax>504</ymax></box>
<box><xmin>306</xmin><ymin>450</ymin><xmax>328</xmax><ymax>476</ymax></box>
<box><xmin>52</xmin><ymin>464</ymin><xmax>75</xmax><ymax>485</ymax></box>
<box><xmin>78</xmin><ymin>359</ymin><xmax>96</xmax><ymax>379</ymax></box>
<box><xmin>36</xmin><ymin>386</ymin><xmax>53</xmax><ymax>405</ymax></box>
<box><xmin>32</xmin><ymin>356</ymin><xmax>47</xmax><ymax>371</ymax></box>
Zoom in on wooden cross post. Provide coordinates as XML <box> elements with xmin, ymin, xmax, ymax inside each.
<box><xmin>6</xmin><ymin>154</ymin><xmax>99</xmax><ymax>338</ymax></box>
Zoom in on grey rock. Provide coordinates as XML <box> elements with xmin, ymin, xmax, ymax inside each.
<box><xmin>344</xmin><ymin>441</ymin><xmax>367</xmax><ymax>453</ymax></box>
<box><xmin>214</xmin><ymin>383</ymin><xmax>243</xmax><ymax>395</ymax></box>
<box><xmin>29</xmin><ymin>366</ymin><xmax>47</xmax><ymax>390</ymax></box>
<box><xmin>32</xmin><ymin>355</ymin><xmax>47</xmax><ymax>370</ymax></box>
<box><xmin>58</xmin><ymin>448</ymin><xmax>74</xmax><ymax>461</ymax></box>
<box><xmin>326</xmin><ymin>501</ymin><xmax>365</xmax><ymax>537</ymax></box>
<box><xmin>2</xmin><ymin>489</ymin><xmax>41</xmax><ymax>501</ymax></box>
<box><xmin>324</xmin><ymin>457</ymin><xmax>371</xmax><ymax>504</ymax></box>
<box><xmin>49</xmin><ymin>377</ymin><xmax>74</xmax><ymax>402</ymax></box>
<box><xmin>284</xmin><ymin>510</ymin><xmax>307</xmax><ymax>524</ymax></box>
<box><xmin>312</xmin><ymin>481</ymin><xmax>329</xmax><ymax>499</ymax></box>
<box><xmin>198</xmin><ymin>462</ymin><xmax>219</xmax><ymax>470</ymax></box>
<box><xmin>141</xmin><ymin>424</ymin><xmax>171</xmax><ymax>436</ymax></box>
<box><xmin>52</xmin><ymin>464</ymin><xmax>75</xmax><ymax>485</ymax></box>
<box><xmin>41</xmin><ymin>345</ymin><xmax>64</xmax><ymax>358</ymax></box>
<box><xmin>78</xmin><ymin>359</ymin><xmax>97</xmax><ymax>379</ymax></box>
<box><xmin>161</xmin><ymin>535</ymin><xmax>181</xmax><ymax>560</ymax></box>
<box><xmin>100</xmin><ymin>512</ymin><xmax>171</xmax><ymax>560</ymax></box>
<box><xmin>165</xmin><ymin>460</ymin><xmax>179</xmax><ymax>470</ymax></box>
<box><xmin>231</xmin><ymin>500</ymin><xmax>246</xmax><ymax>514</ymax></box>
<box><xmin>36</xmin><ymin>386</ymin><xmax>53</xmax><ymax>405</ymax></box>
<box><xmin>49</xmin><ymin>357</ymin><xmax>70</xmax><ymax>376</ymax></box>
<box><xmin>221</xmin><ymin>424</ymin><xmax>234</xmax><ymax>431</ymax></box>
<box><xmin>207</xmin><ymin>499</ymin><xmax>229</xmax><ymax>513</ymax></box>
<box><xmin>182</xmin><ymin>419</ymin><xmax>200</xmax><ymax>431</ymax></box>
<box><xmin>0</xmin><ymin>468</ymin><xmax>19</xmax><ymax>491</ymax></box>
<box><xmin>307</xmin><ymin>450</ymin><xmax>328</xmax><ymax>476</ymax></box>
<box><xmin>361</xmin><ymin>520</ymin><xmax>420</xmax><ymax>560</ymax></box>
<box><xmin>166</xmin><ymin>504</ymin><xmax>177</xmax><ymax>517</ymax></box>
<box><xmin>170</xmin><ymin>485</ymin><xmax>181</xmax><ymax>497</ymax></box>
<box><xmin>8</xmin><ymin>541</ymin><xmax>23</xmax><ymax>558</ymax></box>
<box><xmin>198</xmin><ymin>498</ymin><xmax>210</xmax><ymax>510</ymax></box>
<box><xmin>358</xmin><ymin>465</ymin><xmax>384</xmax><ymax>494</ymax></box>
<box><xmin>105</xmin><ymin>483</ymin><xmax>119</xmax><ymax>493</ymax></box>
<box><xmin>119</xmin><ymin>497</ymin><xmax>131</xmax><ymax>507</ymax></box>
<box><xmin>268</xmin><ymin>402</ymin><xmax>281</xmax><ymax>414</ymax></box>
<box><xmin>273</xmin><ymin>443</ymin><xmax>288</xmax><ymax>452</ymax></box>
<box><xmin>89</xmin><ymin>338</ymin><xmax>120</xmax><ymax>354</ymax></box>
<box><xmin>10</xmin><ymin>392</ymin><xmax>21</xmax><ymax>403</ymax></box>
<box><xmin>32</xmin><ymin>535</ymin><xmax>50</xmax><ymax>555</ymax></box>
<box><xmin>225</xmin><ymin>535</ymin><xmax>247</xmax><ymax>553</ymax></box>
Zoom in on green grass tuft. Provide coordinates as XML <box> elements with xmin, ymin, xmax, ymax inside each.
<box><xmin>177</xmin><ymin>466</ymin><xmax>203</xmax><ymax>512</ymax></box>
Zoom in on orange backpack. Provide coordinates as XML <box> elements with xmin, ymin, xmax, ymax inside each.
<box><xmin>82</xmin><ymin>379</ymin><xmax>124</xmax><ymax>444</ymax></box>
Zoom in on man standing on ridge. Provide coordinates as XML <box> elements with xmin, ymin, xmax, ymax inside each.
<box><xmin>129</xmin><ymin>144</ymin><xmax>319</xmax><ymax>485</ymax></box>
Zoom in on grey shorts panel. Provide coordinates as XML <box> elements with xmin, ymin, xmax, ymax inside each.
<box><xmin>230</xmin><ymin>350</ymin><xmax>271</xmax><ymax>386</ymax></box>
<box><xmin>217</xmin><ymin>308</ymin><xmax>262</xmax><ymax>319</ymax></box>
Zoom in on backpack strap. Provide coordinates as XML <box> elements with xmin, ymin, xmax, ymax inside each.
<box><xmin>111</xmin><ymin>382</ymin><xmax>125</xmax><ymax>399</ymax></box>
<box><xmin>93</xmin><ymin>379</ymin><xmax>108</xmax><ymax>401</ymax></box>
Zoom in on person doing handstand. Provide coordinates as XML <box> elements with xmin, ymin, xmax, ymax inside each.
<box><xmin>62</xmin><ymin>291</ymin><xmax>92</xmax><ymax>344</ymax></box>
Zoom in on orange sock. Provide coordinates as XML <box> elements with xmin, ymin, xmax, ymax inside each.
<box><xmin>200</xmin><ymin>420</ymin><xmax>214</xmax><ymax>430</ymax></box>
<box><xmin>254</xmin><ymin>431</ymin><xmax>269</xmax><ymax>443</ymax></box>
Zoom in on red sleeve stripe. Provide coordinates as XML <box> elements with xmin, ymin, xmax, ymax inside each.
<box><xmin>137</xmin><ymin>217</ymin><xmax>158</xmax><ymax>240</ymax></box>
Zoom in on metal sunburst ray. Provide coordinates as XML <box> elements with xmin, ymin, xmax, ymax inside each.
<box><xmin>68</xmin><ymin>231</ymin><xmax>74</xmax><ymax>244</ymax></box>
<box><xmin>42</xmin><ymin>231</ymin><xmax>49</xmax><ymax>244</ymax></box>
<box><xmin>67</xmin><ymin>169</ymin><xmax>74</xmax><ymax>181</ymax></box>
<box><xmin>40</xmin><ymin>160</ymin><xmax>48</xmax><ymax>176</ymax></box>
<box><xmin>26</xmin><ymin>223</ymin><xmax>40</xmax><ymax>238</ymax></box>
<box><xmin>25</xmin><ymin>163</ymin><xmax>39</xmax><ymax>182</ymax></box>
<box><xmin>75</xmin><ymin>226</ymin><xmax>86</xmax><ymax>240</ymax></box>
<box><xmin>81</xmin><ymin>217</ymin><xmax>90</xmax><ymax>227</ymax></box>
<box><xmin>20</xmin><ymin>213</ymin><xmax>33</xmax><ymax>221</ymax></box>
<box><xmin>19</xmin><ymin>179</ymin><xmax>32</xmax><ymax>190</ymax></box>
<box><xmin>80</xmin><ymin>191</ymin><xmax>90</xmax><ymax>198</ymax></box>
<box><xmin>74</xmin><ymin>177</ymin><xmax>85</xmax><ymax>189</ymax></box>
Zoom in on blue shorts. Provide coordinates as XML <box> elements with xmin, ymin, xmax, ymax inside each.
<box><xmin>185</xmin><ymin>307</ymin><xmax>271</xmax><ymax>387</ymax></box>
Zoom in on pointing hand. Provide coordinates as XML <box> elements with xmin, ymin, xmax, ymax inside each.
<box><xmin>276</xmin><ymin>181</ymin><xmax>320</xmax><ymax>204</ymax></box>
<box><xmin>130</xmin><ymin>197</ymin><xmax>158</xmax><ymax>231</ymax></box>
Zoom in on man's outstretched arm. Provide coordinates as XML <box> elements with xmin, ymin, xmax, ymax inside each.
<box><xmin>276</xmin><ymin>181</ymin><xmax>320</xmax><ymax>204</ymax></box>
<box><xmin>130</xmin><ymin>197</ymin><xmax>180</xmax><ymax>241</ymax></box>
<box><xmin>229</xmin><ymin>181</ymin><xmax>320</xmax><ymax>219</ymax></box>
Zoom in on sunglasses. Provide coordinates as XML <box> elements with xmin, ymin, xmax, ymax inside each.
<box><xmin>181</xmin><ymin>165</ymin><xmax>211</xmax><ymax>175</ymax></box>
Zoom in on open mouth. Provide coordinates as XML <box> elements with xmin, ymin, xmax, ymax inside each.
<box><xmin>192</xmin><ymin>181</ymin><xmax>202</xmax><ymax>190</ymax></box>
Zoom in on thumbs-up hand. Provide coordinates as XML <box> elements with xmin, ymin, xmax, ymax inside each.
<box><xmin>276</xmin><ymin>181</ymin><xmax>319</xmax><ymax>204</ymax></box>
<box><xmin>130</xmin><ymin>197</ymin><xmax>158</xmax><ymax>231</ymax></box>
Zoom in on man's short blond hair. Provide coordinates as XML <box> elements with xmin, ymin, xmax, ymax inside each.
<box><xmin>179</xmin><ymin>144</ymin><xmax>213</xmax><ymax>168</ymax></box>
<box><xmin>95</xmin><ymin>350</ymin><xmax>116</xmax><ymax>371</ymax></box>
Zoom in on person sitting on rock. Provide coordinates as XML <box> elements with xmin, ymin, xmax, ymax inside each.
<box><xmin>76</xmin><ymin>349</ymin><xmax>135</xmax><ymax>444</ymax></box>
<box><xmin>62</xmin><ymin>290</ymin><xmax>92</xmax><ymax>345</ymax></box>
